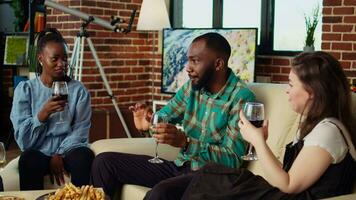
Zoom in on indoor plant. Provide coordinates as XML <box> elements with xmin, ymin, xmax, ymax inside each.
<box><xmin>304</xmin><ymin>6</ymin><xmax>320</xmax><ymax>52</ymax></box>
<box><xmin>10</xmin><ymin>0</ymin><xmax>26</xmax><ymax>32</ymax></box>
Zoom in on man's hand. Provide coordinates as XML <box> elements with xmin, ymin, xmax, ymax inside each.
<box><xmin>152</xmin><ymin>123</ymin><xmax>187</xmax><ymax>148</ymax></box>
<box><xmin>129</xmin><ymin>103</ymin><xmax>153</xmax><ymax>131</ymax></box>
<box><xmin>49</xmin><ymin>154</ymin><xmax>68</xmax><ymax>186</ymax></box>
<box><xmin>37</xmin><ymin>96</ymin><xmax>66</xmax><ymax>122</ymax></box>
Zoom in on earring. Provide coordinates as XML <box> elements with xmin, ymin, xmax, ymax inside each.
<box><xmin>39</xmin><ymin>62</ymin><xmax>43</xmax><ymax>66</ymax></box>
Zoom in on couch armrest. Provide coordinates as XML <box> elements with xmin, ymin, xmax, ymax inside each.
<box><xmin>0</xmin><ymin>157</ymin><xmax>20</xmax><ymax>191</ymax></box>
<box><xmin>90</xmin><ymin>138</ymin><xmax>181</xmax><ymax>161</ymax></box>
<box><xmin>321</xmin><ymin>193</ymin><xmax>356</xmax><ymax>200</ymax></box>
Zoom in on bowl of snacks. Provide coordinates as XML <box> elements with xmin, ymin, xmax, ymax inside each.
<box><xmin>36</xmin><ymin>183</ymin><xmax>107</xmax><ymax>200</ymax></box>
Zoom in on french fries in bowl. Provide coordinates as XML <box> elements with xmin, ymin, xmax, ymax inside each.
<box><xmin>46</xmin><ymin>183</ymin><xmax>105</xmax><ymax>200</ymax></box>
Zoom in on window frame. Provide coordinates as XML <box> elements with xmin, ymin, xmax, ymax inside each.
<box><xmin>170</xmin><ymin>0</ymin><xmax>302</xmax><ymax>56</ymax></box>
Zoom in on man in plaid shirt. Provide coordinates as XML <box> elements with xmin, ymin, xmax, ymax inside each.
<box><xmin>91</xmin><ymin>32</ymin><xmax>255</xmax><ymax>199</ymax></box>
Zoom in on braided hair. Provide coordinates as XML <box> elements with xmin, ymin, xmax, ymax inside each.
<box><xmin>35</xmin><ymin>28</ymin><xmax>70</xmax><ymax>81</ymax></box>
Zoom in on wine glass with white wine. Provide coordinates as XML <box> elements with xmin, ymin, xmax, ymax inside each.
<box><xmin>0</xmin><ymin>142</ymin><xmax>6</xmax><ymax>171</ymax></box>
<box><xmin>148</xmin><ymin>113</ymin><xmax>168</xmax><ymax>164</ymax></box>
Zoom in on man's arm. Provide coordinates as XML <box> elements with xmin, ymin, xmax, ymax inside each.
<box><xmin>130</xmin><ymin>82</ymin><xmax>191</xmax><ymax>132</ymax></box>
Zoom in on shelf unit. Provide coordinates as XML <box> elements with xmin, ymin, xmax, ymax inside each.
<box><xmin>0</xmin><ymin>0</ymin><xmax>45</xmax><ymax>146</ymax></box>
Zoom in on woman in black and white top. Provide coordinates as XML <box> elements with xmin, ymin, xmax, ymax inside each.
<box><xmin>144</xmin><ymin>51</ymin><xmax>356</xmax><ymax>200</ymax></box>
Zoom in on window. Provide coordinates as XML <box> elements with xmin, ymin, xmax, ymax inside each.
<box><xmin>182</xmin><ymin>0</ymin><xmax>213</xmax><ymax>28</ymax></box>
<box><xmin>274</xmin><ymin>0</ymin><xmax>322</xmax><ymax>51</ymax></box>
<box><xmin>172</xmin><ymin>0</ymin><xmax>323</xmax><ymax>55</ymax></box>
<box><xmin>223</xmin><ymin>0</ymin><xmax>261</xmax><ymax>44</ymax></box>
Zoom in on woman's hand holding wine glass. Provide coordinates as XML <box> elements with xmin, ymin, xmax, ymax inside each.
<box><xmin>37</xmin><ymin>84</ymin><xmax>68</xmax><ymax>123</ymax></box>
<box><xmin>238</xmin><ymin>102</ymin><xmax>268</xmax><ymax>161</ymax></box>
<box><xmin>52</xmin><ymin>81</ymin><xmax>69</xmax><ymax>124</ymax></box>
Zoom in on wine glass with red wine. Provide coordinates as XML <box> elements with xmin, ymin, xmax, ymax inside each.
<box><xmin>241</xmin><ymin>102</ymin><xmax>265</xmax><ymax>161</ymax></box>
<box><xmin>52</xmin><ymin>81</ymin><xmax>69</xmax><ymax>124</ymax></box>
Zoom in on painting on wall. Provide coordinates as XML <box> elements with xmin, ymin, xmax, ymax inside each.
<box><xmin>162</xmin><ymin>28</ymin><xmax>257</xmax><ymax>94</ymax></box>
<box><xmin>3</xmin><ymin>35</ymin><xmax>29</xmax><ymax>66</ymax></box>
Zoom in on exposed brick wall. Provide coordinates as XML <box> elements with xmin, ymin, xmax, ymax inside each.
<box><xmin>323</xmin><ymin>0</ymin><xmax>356</xmax><ymax>84</ymax></box>
<box><xmin>1</xmin><ymin>69</ymin><xmax>13</xmax><ymax>94</ymax></box>
<box><xmin>255</xmin><ymin>56</ymin><xmax>293</xmax><ymax>83</ymax></box>
<box><xmin>45</xmin><ymin>0</ymin><xmax>163</xmax><ymax>108</ymax></box>
<box><xmin>29</xmin><ymin>0</ymin><xmax>356</xmax><ymax>108</ymax></box>
<box><xmin>3</xmin><ymin>0</ymin><xmax>355</xmax><ymax>110</ymax></box>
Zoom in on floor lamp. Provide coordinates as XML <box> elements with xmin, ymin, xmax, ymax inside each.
<box><xmin>137</xmin><ymin>0</ymin><xmax>171</xmax><ymax>105</ymax></box>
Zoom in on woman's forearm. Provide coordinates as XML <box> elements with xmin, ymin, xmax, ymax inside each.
<box><xmin>254</xmin><ymin>140</ymin><xmax>293</xmax><ymax>193</ymax></box>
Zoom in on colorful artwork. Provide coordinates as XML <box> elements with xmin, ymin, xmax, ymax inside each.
<box><xmin>4</xmin><ymin>35</ymin><xmax>29</xmax><ymax>65</ymax></box>
<box><xmin>162</xmin><ymin>28</ymin><xmax>257</xmax><ymax>93</ymax></box>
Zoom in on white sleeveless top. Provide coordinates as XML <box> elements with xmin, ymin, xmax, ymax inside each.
<box><xmin>294</xmin><ymin>118</ymin><xmax>352</xmax><ymax>164</ymax></box>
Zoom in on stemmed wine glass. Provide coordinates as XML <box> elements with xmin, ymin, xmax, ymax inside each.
<box><xmin>52</xmin><ymin>81</ymin><xmax>69</xmax><ymax>124</ymax></box>
<box><xmin>148</xmin><ymin>113</ymin><xmax>168</xmax><ymax>164</ymax></box>
<box><xmin>0</xmin><ymin>142</ymin><xmax>6</xmax><ymax>171</ymax></box>
<box><xmin>241</xmin><ymin>102</ymin><xmax>265</xmax><ymax>161</ymax></box>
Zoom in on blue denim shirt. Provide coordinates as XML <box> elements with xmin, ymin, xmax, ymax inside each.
<box><xmin>10</xmin><ymin>77</ymin><xmax>91</xmax><ymax>156</ymax></box>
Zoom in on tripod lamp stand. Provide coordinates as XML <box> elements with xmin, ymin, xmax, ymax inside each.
<box><xmin>41</xmin><ymin>0</ymin><xmax>136</xmax><ymax>138</ymax></box>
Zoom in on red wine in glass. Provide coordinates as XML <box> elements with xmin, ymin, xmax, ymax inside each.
<box><xmin>52</xmin><ymin>81</ymin><xmax>69</xmax><ymax>124</ymax></box>
<box><xmin>250</xmin><ymin>120</ymin><xmax>263</xmax><ymax>128</ymax></box>
<box><xmin>52</xmin><ymin>94</ymin><xmax>68</xmax><ymax>101</ymax></box>
<box><xmin>241</xmin><ymin>102</ymin><xmax>265</xmax><ymax>161</ymax></box>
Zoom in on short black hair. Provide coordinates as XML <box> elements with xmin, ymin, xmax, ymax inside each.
<box><xmin>192</xmin><ymin>32</ymin><xmax>231</xmax><ymax>60</ymax></box>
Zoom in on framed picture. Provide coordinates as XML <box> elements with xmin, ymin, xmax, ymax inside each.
<box><xmin>3</xmin><ymin>35</ymin><xmax>29</xmax><ymax>66</ymax></box>
<box><xmin>162</xmin><ymin>28</ymin><xmax>257</xmax><ymax>94</ymax></box>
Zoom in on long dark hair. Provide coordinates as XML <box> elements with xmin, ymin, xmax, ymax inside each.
<box><xmin>292</xmin><ymin>51</ymin><xmax>355</xmax><ymax>145</ymax></box>
<box><xmin>35</xmin><ymin>28</ymin><xmax>70</xmax><ymax>81</ymax></box>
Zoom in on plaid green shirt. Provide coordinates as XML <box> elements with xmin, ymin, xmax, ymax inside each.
<box><xmin>158</xmin><ymin>69</ymin><xmax>255</xmax><ymax>170</ymax></box>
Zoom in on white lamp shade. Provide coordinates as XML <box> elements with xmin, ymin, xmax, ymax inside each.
<box><xmin>137</xmin><ymin>0</ymin><xmax>171</xmax><ymax>30</ymax></box>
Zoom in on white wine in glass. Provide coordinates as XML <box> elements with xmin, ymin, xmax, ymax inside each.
<box><xmin>0</xmin><ymin>142</ymin><xmax>6</xmax><ymax>171</ymax></box>
<box><xmin>148</xmin><ymin>113</ymin><xmax>168</xmax><ymax>164</ymax></box>
<box><xmin>241</xmin><ymin>102</ymin><xmax>265</xmax><ymax>161</ymax></box>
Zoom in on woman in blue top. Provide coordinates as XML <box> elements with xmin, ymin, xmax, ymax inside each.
<box><xmin>10</xmin><ymin>28</ymin><xmax>94</xmax><ymax>190</ymax></box>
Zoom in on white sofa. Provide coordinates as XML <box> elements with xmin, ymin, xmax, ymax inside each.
<box><xmin>1</xmin><ymin>83</ymin><xmax>355</xmax><ymax>200</ymax></box>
